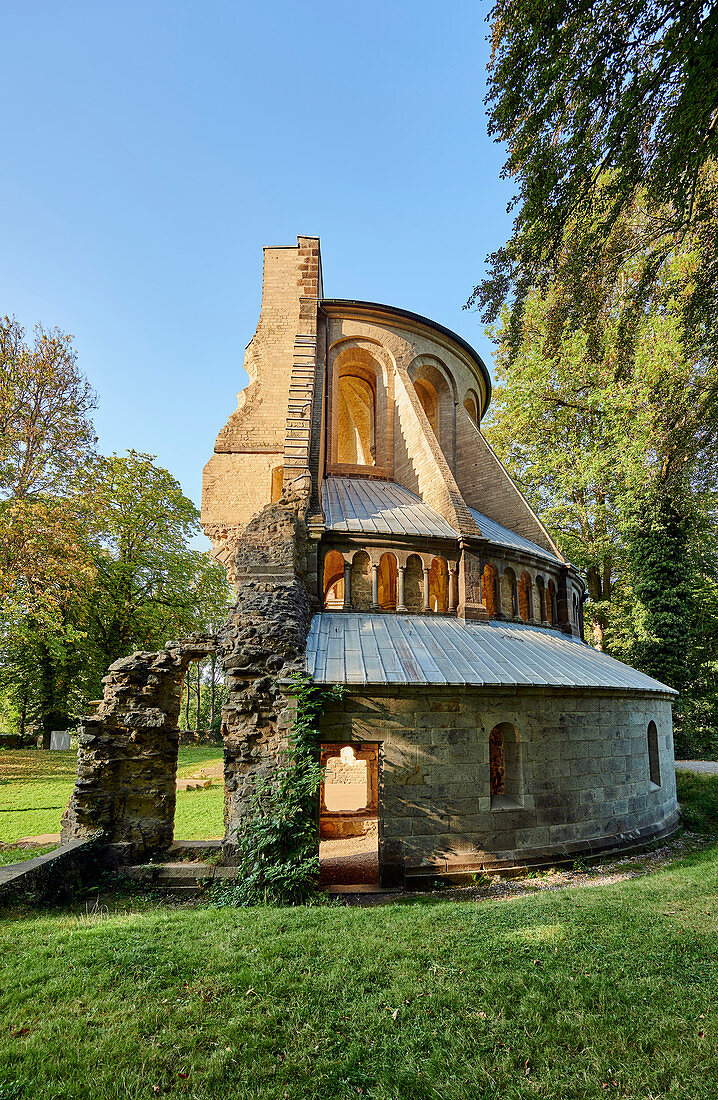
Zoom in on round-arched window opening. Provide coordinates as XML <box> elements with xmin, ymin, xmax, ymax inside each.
<box><xmin>323</xmin><ymin>550</ymin><xmax>345</xmax><ymax>608</ymax></box>
<box><xmin>464</xmin><ymin>391</ymin><xmax>479</xmax><ymax>425</ymax></box>
<box><xmin>337</xmin><ymin>374</ymin><xmax>376</xmax><ymax>466</ymax></box>
<box><xmin>413</xmin><ymin>378</ymin><xmax>440</xmax><ymax>436</ymax></box>
<box><xmin>489</xmin><ymin>722</ymin><xmax>523</xmax><ymax>809</ymax></box>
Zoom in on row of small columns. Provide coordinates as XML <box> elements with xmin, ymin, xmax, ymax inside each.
<box><xmin>340</xmin><ymin>559</ymin><xmax>458</xmax><ymax>613</ymax></box>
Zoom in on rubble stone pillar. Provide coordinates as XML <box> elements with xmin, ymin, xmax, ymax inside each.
<box><xmin>61</xmin><ymin>635</ymin><xmax>216</xmax><ymax>861</ymax></box>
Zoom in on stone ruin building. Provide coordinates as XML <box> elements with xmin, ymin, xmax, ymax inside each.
<box><xmin>63</xmin><ymin>235</ymin><xmax>679</xmax><ymax>886</ymax></box>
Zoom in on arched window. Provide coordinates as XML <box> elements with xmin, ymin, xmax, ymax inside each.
<box><xmin>270</xmin><ymin>465</ymin><xmax>284</xmax><ymax>503</ymax></box>
<box><xmin>404</xmin><ymin>554</ymin><xmax>423</xmax><ymax>612</ymax></box>
<box><xmin>414</xmin><ymin>378</ymin><xmax>440</xmax><ymax>436</ymax></box>
<box><xmin>518</xmin><ymin>572</ymin><xmax>533</xmax><ymax>623</ymax></box>
<box><xmin>378</xmin><ymin>553</ymin><xmax>397</xmax><ymax>610</ymax></box>
<box><xmin>482</xmin><ymin>563</ymin><xmax>498</xmax><ymax>617</ymax></box>
<box><xmin>536</xmin><ymin>576</ymin><xmax>546</xmax><ymax>622</ymax></box>
<box><xmin>648</xmin><ymin>721</ymin><xmax>661</xmax><ymax>788</ymax></box>
<box><xmin>350</xmin><ymin>551</ymin><xmax>372</xmax><ymax>610</ymax></box>
<box><xmin>409</xmin><ymin>360</ymin><xmax>454</xmax><ymax>459</ymax></box>
<box><xmin>489</xmin><ymin>722</ymin><xmax>522</xmax><ymax>808</ymax></box>
<box><xmin>463</xmin><ymin>390</ymin><xmax>479</xmax><ymax>425</ymax></box>
<box><xmin>547</xmin><ymin>580</ymin><xmax>557</xmax><ymax>626</ymax></box>
<box><xmin>337</xmin><ymin>374</ymin><xmax>376</xmax><ymax>466</ymax></box>
<box><xmin>323</xmin><ymin>550</ymin><xmax>345</xmax><ymax>608</ymax></box>
<box><xmin>429</xmin><ymin>557</ymin><xmax>448</xmax><ymax>613</ymax></box>
<box><xmin>503</xmin><ymin>568</ymin><xmax>518</xmax><ymax>618</ymax></box>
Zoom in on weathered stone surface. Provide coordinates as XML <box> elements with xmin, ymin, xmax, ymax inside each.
<box><xmin>61</xmin><ymin>634</ymin><xmax>218</xmax><ymax>858</ymax></box>
<box><xmin>319</xmin><ymin>685</ymin><xmax>679</xmax><ymax>882</ymax></box>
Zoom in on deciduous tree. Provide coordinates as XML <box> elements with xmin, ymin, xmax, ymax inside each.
<box><xmin>472</xmin><ymin>0</ymin><xmax>718</xmax><ymax>360</ymax></box>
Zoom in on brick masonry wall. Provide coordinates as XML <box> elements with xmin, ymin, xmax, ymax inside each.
<box><xmin>456</xmin><ymin>417</ymin><xmax>561</xmax><ymax>556</ymax></box>
<box><xmin>319</xmin><ymin>686</ymin><xmax>678</xmax><ymax>882</ymax></box>
<box><xmin>202</xmin><ymin>237</ymin><xmax>321</xmax><ymax>548</ymax></box>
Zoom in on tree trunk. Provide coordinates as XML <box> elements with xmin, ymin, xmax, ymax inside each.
<box><xmin>209</xmin><ymin>655</ymin><xmax>216</xmax><ymax>731</ymax></box>
<box><xmin>184</xmin><ymin>673</ymin><xmax>190</xmax><ymax>729</ymax></box>
<box><xmin>195</xmin><ymin>661</ymin><xmax>201</xmax><ymax>734</ymax></box>
<box><xmin>38</xmin><ymin>645</ymin><xmax>67</xmax><ymax>750</ymax></box>
<box><xmin>19</xmin><ymin>686</ymin><xmax>28</xmax><ymax>738</ymax></box>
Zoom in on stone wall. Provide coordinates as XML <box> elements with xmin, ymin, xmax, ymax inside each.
<box><xmin>218</xmin><ymin>494</ymin><xmax>316</xmax><ymax>840</ymax></box>
<box><xmin>61</xmin><ymin>635</ymin><xmax>215</xmax><ymax>859</ymax></box>
<box><xmin>0</xmin><ymin>836</ymin><xmax>104</xmax><ymax>905</ymax></box>
<box><xmin>325</xmin><ymin>756</ymin><xmax>367</xmax><ymax>785</ymax></box>
<box><xmin>319</xmin><ymin>685</ymin><xmax>679</xmax><ymax>884</ymax></box>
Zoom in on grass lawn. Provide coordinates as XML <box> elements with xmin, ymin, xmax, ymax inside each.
<box><xmin>0</xmin><ymin>776</ymin><xmax>716</xmax><ymax>1099</ymax></box>
<box><xmin>0</xmin><ymin>748</ymin><xmax>225</xmax><ymax>846</ymax></box>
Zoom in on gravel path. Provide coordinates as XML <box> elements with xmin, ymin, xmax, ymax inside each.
<box><xmin>675</xmin><ymin>760</ymin><xmax>718</xmax><ymax>774</ymax></box>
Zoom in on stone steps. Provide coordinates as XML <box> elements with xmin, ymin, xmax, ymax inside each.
<box><xmin>123</xmin><ymin>861</ymin><xmax>240</xmax><ymax>890</ymax></box>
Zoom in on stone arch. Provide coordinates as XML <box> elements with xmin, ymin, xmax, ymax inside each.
<box><xmin>536</xmin><ymin>575</ymin><xmax>547</xmax><ymax>623</ymax></box>
<box><xmin>518</xmin><ymin>571</ymin><xmax>533</xmax><ymax>623</ymax></box>
<box><xmin>547</xmin><ymin>579</ymin><xmax>557</xmax><ymax>626</ymax></box>
<box><xmin>323</xmin><ymin>549</ymin><xmax>345</xmax><ymax>608</ymax></box>
<box><xmin>648</xmin><ymin>720</ymin><xmax>661</xmax><ymax>788</ymax></box>
<box><xmin>482</xmin><ymin>563</ymin><xmax>499</xmax><ymax>618</ymax></box>
<box><xmin>502</xmin><ymin>567</ymin><xmax>518</xmax><ymax>618</ymax></box>
<box><xmin>404</xmin><ymin>553</ymin><xmax>423</xmax><ymax>612</ymax></box>
<box><xmin>408</xmin><ymin>356</ymin><xmax>455</xmax><ymax>461</ymax></box>
<box><xmin>350</xmin><ymin>550</ymin><xmax>372</xmax><ymax>610</ymax></box>
<box><xmin>337</xmin><ymin>372</ymin><xmax>375</xmax><ymax>466</ymax></box>
<box><xmin>489</xmin><ymin>722</ymin><xmax>522</xmax><ymax>808</ymax></box>
<box><xmin>463</xmin><ymin>389</ymin><xmax>480</xmax><ymax>425</ymax></box>
<box><xmin>413</xmin><ymin>377</ymin><xmax>440</xmax><ymax>436</ymax></box>
<box><xmin>378</xmin><ymin>552</ymin><xmax>398</xmax><ymax>610</ymax></box>
<box><xmin>329</xmin><ymin>341</ymin><xmax>394</xmax><ymax>474</ymax></box>
<box><xmin>429</xmin><ymin>556</ymin><xmax>448</xmax><ymax>613</ymax></box>
<box><xmin>61</xmin><ymin>635</ymin><xmax>218</xmax><ymax>856</ymax></box>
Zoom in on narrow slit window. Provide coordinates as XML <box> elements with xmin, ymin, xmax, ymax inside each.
<box><xmin>648</xmin><ymin>721</ymin><xmax>661</xmax><ymax>788</ymax></box>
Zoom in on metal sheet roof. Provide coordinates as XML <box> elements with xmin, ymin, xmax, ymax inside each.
<box><xmin>306</xmin><ymin>613</ymin><xmax>676</xmax><ymax>693</ymax></box>
<box><xmin>322</xmin><ymin>477</ymin><xmax>458</xmax><ymax>539</ymax></box>
<box><xmin>468</xmin><ymin>507</ymin><xmax>561</xmax><ymax>564</ymax></box>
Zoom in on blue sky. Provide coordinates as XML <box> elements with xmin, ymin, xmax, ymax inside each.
<box><xmin>1</xmin><ymin>1</ymin><xmax>513</xmax><ymax>544</ymax></box>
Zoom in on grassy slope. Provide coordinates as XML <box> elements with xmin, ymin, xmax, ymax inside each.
<box><xmin>0</xmin><ymin>775</ymin><xmax>716</xmax><ymax>1099</ymax></box>
<box><xmin>0</xmin><ymin>847</ymin><xmax>716</xmax><ymax>1099</ymax></box>
<box><xmin>0</xmin><ymin>749</ymin><xmax>224</xmax><ymax>846</ymax></box>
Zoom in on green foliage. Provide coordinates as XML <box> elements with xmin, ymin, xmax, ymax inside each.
<box><xmin>220</xmin><ymin>674</ymin><xmax>343</xmax><ymax>906</ymax></box>
<box><xmin>86</xmin><ymin>451</ymin><xmax>230</xmax><ymax>677</ymax></box>
<box><xmin>485</xmin><ymin>200</ymin><xmax>718</xmax><ymax>753</ymax></box>
<box><xmin>472</xmin><ymin>1</ymin><xmax>718</xmax><ymax>362</ymax></box>
<box><xmin>622</xmin><ymin>494</ymin><xmax>693</xmax><ymax>693</ymax></box>
<box><xmin>0</xmin><ymin>317</ymin><xmax>232</xmax><ymax>740</ymax></box>
<box><xmin>178</xmin><ymin>655</ymin><xmax>228</xmax><ymax>736</ymax></box>
<box><xmin>676</xmin><ymin>770</ymin><xmax>718</xmax><ymax>834</ymax></box>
